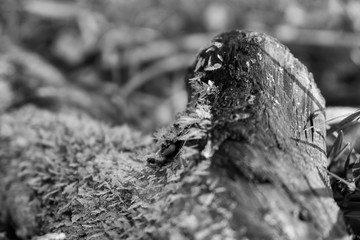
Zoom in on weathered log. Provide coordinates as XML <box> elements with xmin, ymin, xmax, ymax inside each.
<box><xmin>0</xmin><ymin>30</ymin><xmax>351</xmax><ymax>239</ymax></box>
<box><xmin>151</xmin><ymin>30</ymin><xmax>350</xmax><ymax>239</ymax></box>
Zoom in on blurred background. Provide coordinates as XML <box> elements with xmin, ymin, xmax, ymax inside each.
<box><xmin>0</xmin><ymin>0</ymin><xmax>359</xmax><ymax>132</ymax></box>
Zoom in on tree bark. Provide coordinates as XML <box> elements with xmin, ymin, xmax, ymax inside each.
<box><xmin>181</xmin><ymin>30</ymin><xmax>350</xmax><ymax>239</ymax></box>
<box><xmin>0</xmin><ymin>30</ymin><xmax>351</xmax><ymax>239</ymax></box>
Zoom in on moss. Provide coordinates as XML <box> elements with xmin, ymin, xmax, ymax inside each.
<box><xmin>0</xmin><ymin>104</ymin><xmax>228</xmax><ymax>239</ymax></box>
<box><xmin>0</xmin><ymin>106</ymin><xmax>150</xmax><ymax>239</ymax></box>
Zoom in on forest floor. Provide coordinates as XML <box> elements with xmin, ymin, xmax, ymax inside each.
<box><xmin>0</xmin><ymin>0</ymin><xmax>360</xmax><ymax>239</ymax></box>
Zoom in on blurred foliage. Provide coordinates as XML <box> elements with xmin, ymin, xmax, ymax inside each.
<box><xmin>0</xmin><ymin>0</ymin><xmax>360</xmax><ymax>131</ymax></box>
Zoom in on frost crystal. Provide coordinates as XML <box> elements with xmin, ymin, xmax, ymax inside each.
<box><xmin>212</xmin><ymin>42</ymin><xmax>223</xmax><ymax>48</ymax></box>
<box><xmin>194</xmin><ymin>58</ymin><xmax>205</xmax><ymax>72</ymax></box>
<box><xmin>205</xmin><ymin>46</ymin><xmax>215</xmax><ymax>53</ymax></box>
<box><xmin>201</xmin><ymin>140</ymin><xmax>213</xmax><ymax>159</ymax></box>
<box><xmin>204</xmin><ymin>63</ymin><xmax>222</xmax><ymax>71</ymax></box>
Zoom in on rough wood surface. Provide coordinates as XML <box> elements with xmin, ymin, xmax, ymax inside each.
<box><xmin>0</xmin><ymin>30</ymin><xmax>351</xmax><ymax>240</ymax></box>
<box><xmin>153</xmin><ymin>30</ymin><xmax>350</xmax><ymax>239</ymax></box>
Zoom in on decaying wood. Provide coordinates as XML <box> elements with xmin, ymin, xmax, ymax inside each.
<box><xmin>0</xmin><ymin>30</ymin><xmax>351</xmax><ymax>239</ymax></box>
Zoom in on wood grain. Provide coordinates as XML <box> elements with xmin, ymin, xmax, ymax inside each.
<box><xmin>178</xmin><ymin>30</ymin><xmax>349</xmax><ymax>239</ymax></box>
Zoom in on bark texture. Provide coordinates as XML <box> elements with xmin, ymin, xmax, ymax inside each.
<box><xmin>0</xmin><ymin>30</ymin><xmax>351</xmax><ymax>240</ymax></box>
<box><xmin>179</xmin><ymin>30</ymin><xmax>349</xmax><ymax>239</ymax></box>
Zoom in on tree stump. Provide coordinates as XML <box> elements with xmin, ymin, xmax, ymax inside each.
<box><xmin>150</xmin><ymin>30</ymin><xmax>350</xmax><ymax>239</ymax></box>
<box><xmin>0</xmin><ymin>30</ymin><xmax>351</xmax><ymax>239</ymax></box>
